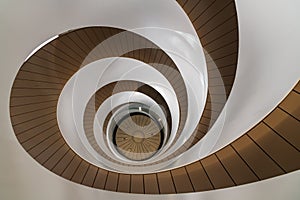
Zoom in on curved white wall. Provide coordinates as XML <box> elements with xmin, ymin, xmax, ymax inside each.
<box><xmin>159</xmin><ymin>0</ymin><xmax>300</xmax><ymax>168</ymax></box>
<box><xmin>0</xmin><ymin>0</ymin><xmax>300</xmax><ymax>199</ymax></box>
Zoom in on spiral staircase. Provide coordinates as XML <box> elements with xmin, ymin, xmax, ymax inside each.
<box><xmin>1</xmin><ymin>0</ymin><xmax>300</xmax><ymax>199</ymax></box>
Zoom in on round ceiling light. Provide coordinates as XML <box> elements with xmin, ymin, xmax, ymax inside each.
<box><xmin>108</xmin><ymin>103</ymin><xmax>166</xmax><ymax>161</ymax></box>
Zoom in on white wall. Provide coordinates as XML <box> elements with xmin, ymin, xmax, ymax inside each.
<box><xmin>0</xmin><ymin>0</ymin><xmax>299</xmax><ymax>199</ymax></box>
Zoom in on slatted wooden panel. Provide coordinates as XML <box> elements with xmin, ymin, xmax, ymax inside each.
<box><xmin>83</xmin><ymin>30</ymin><xmax>189</xmax><ymax>148</ymax></box>
<box><xmin>10</xmin><ymin>3</ymin><xmax>238</xmax><ymax>169</ymax></box>
<box><xmin>12</xmin><ymin>75</ymin><xmax>300</xmax><ymax>194</ymax></box>
<box><xmin>117</xmin><ymin>174</ymin><xmax>130</xmax><ymax>193</ymax></box>
<box><xmin>10</xmin><ymin>14</ymin><xmax>300</xmax><ymax>195</ymax></box>
<box><xmin>80</xmin><ymin>27</ymin><xmax>187</xmax><ymax>142</ymax></box>
<box><xmin>123</xmin><ymin>50</ymin><xmax>188</xmax><ymax>143</ymax></box>
<box><xmin>83</xmin><ymin>80</ymin><xmax>170</xmax><ymax>165</ymax></box>
<box><xmin>180</xmin><ymin>81</ymin><xmax>300</xmax><ymax>192</ymax></box>
<box><xmin>149</xmin><ymin>0</ymin><xmax>240</xmax><ymax>162</ymax></box>
<box><xmin>144</xmin><ymin>174</ymin><xmax>160</xmax><ymax>194</ymax></box>
<box><xmin>26</xmin><ymin>25</ymin><xmax>187</xmax><ymax>166</ymax></box>
<box><xmin>115</xmin><ymin>114</ymin><xmax>162</xmax><ymax>161</ymax></box>
<box><xmin>175</xmin><ymin>0</ymin><xmax>238</xmax><ymax>148</ymax></box>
